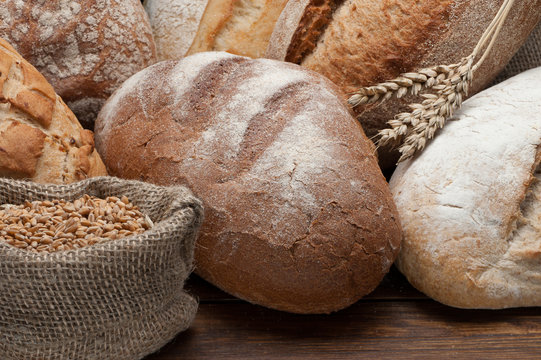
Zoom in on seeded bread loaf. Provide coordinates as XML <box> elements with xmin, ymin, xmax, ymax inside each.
<box><xmin>266</xmin><ymin>0</ymin><xmax>541</xmax><ymax>168</ymax></box>
<box><xmin>0</xmin><ymin>38</ymin><xmax>106</xmax><ymax>184</ymax></box>
<box><xmin>143</xmin><ymin>0</ymin><xmax>289</xmax><ymax>60</ymax></box>
<box><xmin>94</xmin><ymin>52</ymin><xmax>401</xmax><ymax>314</ymax></box>
<box><xmin>390</xmin><ymin>67</ymin><xmax>541</xmax><ymax>308</ymax></box>
<box><xmin>0</xmin><ymin>0</ymin><xmax>156</xmax><ymax>129</ymax></box>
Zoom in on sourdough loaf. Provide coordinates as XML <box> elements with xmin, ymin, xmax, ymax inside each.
<box><xmin>0</xmin><ymin>38</ymin><xmax>106</xmax><ymax>184</ymax></box>
<box><xmin>0</xmin><ymin>0</ymin><xmax>156</xmax><ymax>129</ymax></box>
<box><xmin>266</xmin><ymin>0</ymin><xmax>541</xmax><ymax>168</ymax></box>
<box><xmin>144</xmin><ymin>0</ymin><xmax>289</xmax><ymax>60</ymax></box>
<box><xmin>94</xmin><ymin>52</ymin><xmax>402</xmax><ymax>314</ymax></box>
<box><xmin>390</xmin><ymin>67</ymin><xmax>541</xmax><ymax>308</ymax></box>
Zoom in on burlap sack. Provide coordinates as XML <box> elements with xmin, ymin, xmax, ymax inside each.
<box><xmin>494</xmin><ymin>21</ymin><xmax>541</xmax><ymax>83</ymax></box>
<box><xmin>0</xmin><ymin>177</ymin><xmax>204</xmax><ymax>360</ymax></box>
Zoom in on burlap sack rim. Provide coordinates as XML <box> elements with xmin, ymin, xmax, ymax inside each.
<box><xmin>0</xmin><ymin>176</ymin><xmax>204</xmax><ymax>360</ymax></box>
<box><xmin>0</xmin><ymin>176</ymin><xmax>203</xmax><ymax>261</ymax></box>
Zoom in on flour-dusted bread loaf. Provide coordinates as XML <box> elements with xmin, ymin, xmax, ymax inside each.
<box><xmin>266</xmin><ymin>0</ymin><xmax>541</xmax><ymax>168</ymax></box>
<box><xmin>0</xmin><ymin>39</ymin><xmax>106</xmax><ymax>184</ymax></box>
<box><xmin>0</xmin><ymin>0</ymin><xmax>156</xmax><ymax>128</ymax></box>
<box><xmin>390</xmin><ymin>67</ymin><xmax>541</xmax><ymax>309</ymax></box>
<box><xmin>94</xmin><ymin>52</ymin><xmax>401</xmax><ymax>314</ymax></box>
<box><xmin>143</xmin><ymin>0</ymin><xmax>289</xmax><ymax>60</ymax></box>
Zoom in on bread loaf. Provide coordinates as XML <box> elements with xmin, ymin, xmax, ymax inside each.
<box><xmin>0</xmin><ymin>38</ymin><xmax>106</xmax><ymax>184</ymax></box>
<box><xmin>144</xmin><ymin>0</ymin><xmax>289</xmax><ymax>60</ymax></box>
<box><xmin>390</xmin><ymin>67</ymin><xmax>541</xmax><ymax>308</ymax></box>
<box><xmin>0</xmin><ymin>0</ymin><xmax>156</xmax><ymax>128</ymax></box>
<box><xmin>94</xmin><ymin>52</ymin><xmax>401</xmax><ymax>314</ymax></box>
<box><xmin>266</xmin><ymin>0</ymin><xmax>541</xmax><ymax>168</ymax></box>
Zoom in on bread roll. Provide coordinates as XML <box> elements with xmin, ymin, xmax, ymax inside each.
<box><xmin>0</xmin><ymin>39</ymin><xmax>106</xmax><ymax>184</ymax></box>
<box><xmin>390</xmin><ymin>67</ymin><xmax>541</xmax><ymax>308</ymax></box>
<box><xmin>0</xmin><ymin>0</ymin><xmax>156</xmax><ymax>128</ymax></box>
<box><xmin>143</xmin><ymin>0</ymin><xmax>289</xmax><ymax>60</ymax></box>
<box><xmin>94</xmin><ymin>52</ymin><xmax>401</xmax><ymax>314</ymax></box>
<box><xmin>266</xmin><ymin>0</ymin><xmax>541</xmax><ymax>168</ymax></box>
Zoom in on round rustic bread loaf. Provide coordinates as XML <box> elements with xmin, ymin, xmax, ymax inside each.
<box><xmin>0</xmin><ymin>0</ymin><xmax>156</xmax><ymax>129</ymax></box>
<box><xmin>94</xmin><ymin>52</ymin><xmax>402</xmax><ymax>314</ymax></box>
<box><xmin>143</xmin><ymin>0</ymin><xmax>289</xmax><ymax>60</ymax></box>
<box><xmin>0</xmin><ymin>39</ymin><xmax>106</xmax><ymax>184</ymax></box>
<box><xmin>390</xmin><ymin>67</ymin><xmax>541</xmax><ymax>309</ymax></box>
<box><xmin>266</xmin><ymin>0</ymin><xmax>541</xmax><ymax>168</ymax></box>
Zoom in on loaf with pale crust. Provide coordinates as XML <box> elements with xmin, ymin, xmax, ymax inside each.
<box><xmin>0</xmin><ymin>0</ymin><xmax>156</xmax><ymax>129</ymax></box>
<box><xmin>266</xmin><ymin>0</ymin><xmax>541</xmax><ymax>168</ymax></box>
<box><xmin>390</xmin><ymin>67</ymin><xmax>541</xmax><ymax>308</ymax></box>
<box><xmin>0</xmin><ymin>38</ymin><xmax>106</xmax><ymax>184</ymax></box>
<box><xmin>143</xmin><ymin>0</ymin><xmax>289</xmax><ymax>60</ymax></box>
<box><xmin>94</xmin><ymin>52</ymin><xmax>401</xmax><ymax>314</ymax></box>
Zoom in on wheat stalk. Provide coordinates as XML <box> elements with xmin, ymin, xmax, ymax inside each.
<box><xmin>348</xmin><ymin>0</ymin><xmax>516</xmax><ymax>162</ymax></box>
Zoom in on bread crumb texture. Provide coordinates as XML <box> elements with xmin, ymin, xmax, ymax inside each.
<box><xmin>390</xmin><ymin>67</ymin><xmax>541</xmax><ymax>309</ymax></box>
<box><xmin>0</xmin><ymin>39</ymin><xmax>107</xmax><ymax>184</ymax></box>
<box><xmin>0</xmin><ymin>0</ymin><xmax>156</xmax><ymax>127</ymax></box>
<box><xmin>95</xmin><ymin>52</ymin><xmax>401</xmax><ymax>313</ymax></box>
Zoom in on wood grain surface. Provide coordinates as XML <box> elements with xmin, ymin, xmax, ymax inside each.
<box><xmin>146</xmin><ymin>267</ymin><xmax>541</xmax><ymax>359</ymax></box>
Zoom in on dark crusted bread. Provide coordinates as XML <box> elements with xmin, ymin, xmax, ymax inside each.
<box><xmin>266</xmin><ymin>0</ymin><xmax>541</xmax><ymax>168</ymax></box>
<box><xmin>0</xmin><ymin>38</ymin><xmax>106</xmax><ymax>184</ymax></box>
<box><xmin>0</xmin><ymin>0</ymin><xmax>156</xmax><ymax>129</ymax></box>
<box><xmin>94</xmin><ymin>52</ymin><xmax>402</xmax><ymax>314</ymax></box>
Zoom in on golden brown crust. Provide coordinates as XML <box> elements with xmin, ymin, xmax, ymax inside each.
<box><xmin>0</xmin><ymin>121</ymin><xmax>46</xmax><ymax>178</ymax></box>
<box><xmin>267</xmin><ymin>0</ymin><xmax>541</xmax><ymax>168</ymax></box>
<box><xmin>147</xmin><ymin>0</ymin><xmax>289</xmax><ymax>60</ymax></box>
<box><xmin>0</xmin><ymin>38</ymin><xmax>107</xmax><ymax>184</ymax></box>
<box><xmin>94</xmin><ymin>53</ymin><xmax>402</xmax><ymax>314</ymax></box>
<box><xmin>282</xmin><ymin>0</ymin><xmax>339</xmax><ymax>64</ymax></box>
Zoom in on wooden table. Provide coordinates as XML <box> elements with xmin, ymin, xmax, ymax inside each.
<box><xmin>146</xmin><ymin>267</ymin><xmax>541</xmax><ymax>359</ymax></box>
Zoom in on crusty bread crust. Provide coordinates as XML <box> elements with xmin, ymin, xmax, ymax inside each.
<box><xmin>390</xmin><ymin>67</ymin><xmax>541</xmax><ymax>308</ymax></box>
<box><xmin>0</xmin><ymin>39</ymin><xmax>106</xmax><ymax>184</ymax></box>
<box><xmin>0</xmin><ymin>0</ymin><xmax>156</xmax><ymax>128</ymax></box>
<box><xmin>267</xmin><ymin>0</ymin><xmax>541</xmax><ymax>167</ymax></box>
<box><xmin>146</xmin><ymin>0</ymin><xmax>289</xmax><ymax>60</ymax></box>
<box><xmin>95</xmin><ymin>52</ymin><xmax>401</xmax><ymax>314</ymax></box>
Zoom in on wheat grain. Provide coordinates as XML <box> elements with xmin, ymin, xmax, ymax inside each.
<box><xmin>0</xmin><ymin>195</ymin><xmax>152</xmax><ymax>253</ymax></box>
<box><xmin>348</xmin><ymin>0</ymin><xmax>515</xmax><ymax>162</ymax></box>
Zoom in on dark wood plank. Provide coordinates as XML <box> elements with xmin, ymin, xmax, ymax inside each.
<box><xmin>147</xmin><ymin>300</ymin><xmax>541</xmax><ymax>359</ymax></box>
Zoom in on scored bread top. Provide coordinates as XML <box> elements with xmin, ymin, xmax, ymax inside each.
<box><xmin>145</xmin><ymin>0</ymin><xmax>289</xmax><ymax>60</ymax></box>
<box><xmin>266</xmin><ymin>0</ymin><xmax>541</xmax><ymax>167</ymax></box>
<box><xmin>390</xmin><ymin>67</ymin><xmax>541</xmax><ymax>308</ymax></box>
<box><xmin>95</xmin><ymin>52</ymin><xmax>401</xmax><ymax>314</ymax></box>
<box><xmin>0</xmin><ymin>38</ymin><xmax>106</xmax><ymax>184</ymax></box>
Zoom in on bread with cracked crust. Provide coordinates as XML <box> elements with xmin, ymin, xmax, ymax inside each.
<box><xmin>94</xmin><ymin>52</ymin><xmax>401</xmax><ymax>314</ymax></box>
<box><xmin>0</xmin><ymin>38</ymin><xmax>107</xmax><ymax>184</ymax></box>
<box><xmin>266</xmin><ymin>0</ymin><xmax>541</xmax><ymax>168</ymax></box>
<box><xmin>390</xmin><ymin>67</ymin><xmax>541</xmax><ymax>308</ymax></box>
<box><xmin>0</xmin><ymin>0</ymin><xmax>156</xmax><ymax>129</ymax></box>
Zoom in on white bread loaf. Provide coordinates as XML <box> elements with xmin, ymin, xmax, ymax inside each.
<box><xmin>266</xmin><ymin>0</ymin><xmax>541</xmax><ymax>168</ymax></box>
<box><xmin>0</xmin><ymin>39</ymin><xmax>106</xmax><ymax>184</ymax></box>
<box><xmin>94</xmin><ymin>52</ymin><xmax>402</xmax><ymax>314</ymax></box>
<box><xmin>0</xmin><ymin>0</ymin><xmax>156</xmax><ymax>129</ymax></box>
<box><xmin>390</xmin><ymin>67</ymin><xmax>541</xmax><ymax>308</ymax></box>
<box><xmin>143</xmin><ymin>0</ymin><xmax>289</xmax><ymax>60</ymax></box>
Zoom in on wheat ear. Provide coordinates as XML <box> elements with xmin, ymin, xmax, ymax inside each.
<box><xmin>348</xmin><ymin>0</ymin><xmax>516</xmax><ymax>163</ymax></box>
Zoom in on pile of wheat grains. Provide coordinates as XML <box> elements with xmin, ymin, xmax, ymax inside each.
<box><xmin>0</xmin><ymin>195</ymin><xmax>153</xmax><ymax>253</ymax></box>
